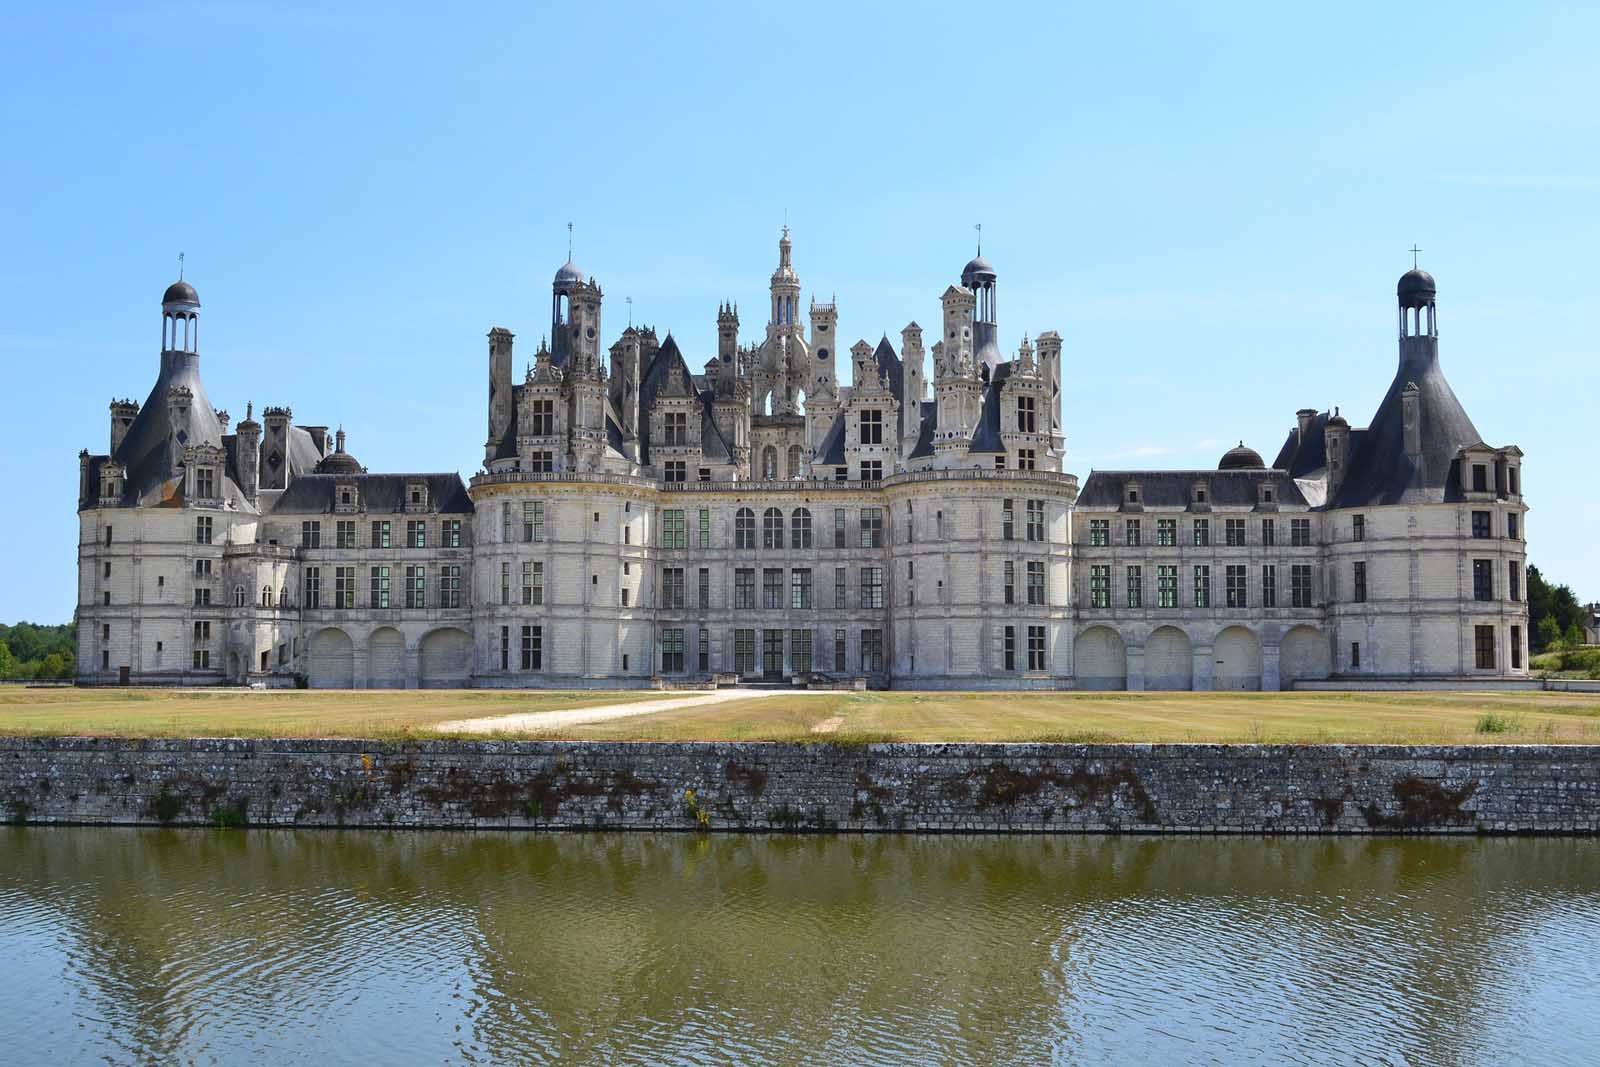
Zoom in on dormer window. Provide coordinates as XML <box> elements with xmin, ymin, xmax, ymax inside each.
<box><xmin>194</xmin><ymin>466</ymin><xmax>216</xmax><ymax>499</ymax></box>
<box><xmin>335</xmin><ymin>482</ymin><xmax>359</xmax><ymax>513</ymax></box>
<box><xmin>1127</xmin><ymin>488</ymin><xmax>1139</xmax><ymax>503</ymax></box>
<box><xmin>405</xmin><ymin>482</ymin><xmax>429</xmax><ymax>511</ymax></box>
<box><xmin>1264</xmin><ymin>488</ymin><xmax>1274</xmax><ymax>503</ymax></box>
<box><xmin>1509</xmin><ymin>466</ymin><xmax>1519</xmax><ymax>496</ymax></box>
<box><xmin>1472</xmin><ymin>464</ymin><xmax>1488</xmax><ymax>493</ymax></box>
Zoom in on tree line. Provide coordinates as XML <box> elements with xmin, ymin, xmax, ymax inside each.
<box><xmin>0</xmin><ymin>621</ymin><xmax>75</xmax><ymax>680</ymax></box>
<box><xmin>1527</xmin><ymin>565</ymin><xmax>1592</xmax><ymax>652</ymax></box>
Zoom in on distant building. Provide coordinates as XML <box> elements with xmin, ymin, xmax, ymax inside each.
<box><xmin>76</xmin><ymin>235</ymin><xmax>1528</xmax><ymax>688</ymax></box>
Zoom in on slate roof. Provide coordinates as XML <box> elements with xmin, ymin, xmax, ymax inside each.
<box><xmin>908</xmin><ymin>401</ymin><xmax>937</xmax><ymax>459</ymax></box>
<box><xmin>106</xmin><ymin>352</ymin><xmax>251</xmax><ymax>509</ymax></box>
<box><xmin>1077</xmin><ymin>469</ymin><xmax>1310</xmax><ymax>509</ymax></box>
<box><xmin>270</xmin><ymin>473</ymin><xmax>474</xmax><ymax>515</ymax></box>
<box><xmin>968</xmin><ymin>361</ymin><xmax>1012</xmax><ymax>453</ymax></box>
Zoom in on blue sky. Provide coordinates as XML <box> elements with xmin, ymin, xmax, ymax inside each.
<box><xmin>3</xmin><ymin>1</ymin><xmax>1596</xmax><ymax>622</ymax></box>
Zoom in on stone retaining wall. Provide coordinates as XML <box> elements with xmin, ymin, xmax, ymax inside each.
<box><xmin>3</xmin><ymin>738</ymin><xmax>1596</xmax><ymax>834</ymax></box>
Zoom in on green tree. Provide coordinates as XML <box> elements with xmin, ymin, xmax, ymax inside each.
<box><xmin>1564</xmin><ymin>623</ymin><xmax>1586</xmax><ymax>650</ymax></box>
<box><xmin>38</xmin><ymin>652</ymin><xmax>66</xmax><ymax>680</ymax></box>
<box><xmin>0</xmin><ymin>640</ymin><xmax>14</xmax><ymax>678</ymax></box>
<box><xmin>1536</xmin><ymin>615</ymin><xmax>1562</xmax><ymax>651</ymax></box>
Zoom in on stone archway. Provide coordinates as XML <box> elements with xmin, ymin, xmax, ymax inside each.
<box><xmin>368</xmin><ymin>627</ymin><xmax>406</xmax><ymax>689</ymax></box>
<box><xmin>1074</xmin><ymin>626</ymin><xmax>1128</xmax><ymax>690</ymax></box>
<box><xmin>1144</xmin><ymin>626</ymin><xmax>1193</xmax><ymax>690</ymax></box>
<box><xmin>1213</xmin><ymin>626</ymin><xmax>1263</xmax><ymax>691</ymax></box>
<box><xmin>419</xmin><ymin>628</ymin><xmax>472</xmax><ymax>689</ymax></box>
<box><xmin>307</xmin><ymin>627</ymin><xmax>354</xmax><ymax>689</ymax></box>
<box><xmin>1280</xmin><ymin>626</ymin><xmax>1332</xmax><ymax>686</ymax></box>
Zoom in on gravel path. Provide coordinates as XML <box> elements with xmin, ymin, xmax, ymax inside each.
<box><xmin>436</xmin><ymin>687</ymin><xmax>828</xmax><ymax>735</ymax></box>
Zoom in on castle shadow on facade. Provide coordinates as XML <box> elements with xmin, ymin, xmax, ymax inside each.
<box><xmin>77</xmin><ymin>233</ymin><xmax>1529</xmax><ymax>689</ymax></box>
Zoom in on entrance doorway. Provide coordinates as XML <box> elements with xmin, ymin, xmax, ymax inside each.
<box><xmin>762</xmin><ymin>629</ymin><xmax>784</xmax><ymax>680</ymax></box>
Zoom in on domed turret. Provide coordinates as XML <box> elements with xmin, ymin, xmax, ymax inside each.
<box><xmin>960</xmin><ymin>254</ymin><xmax>995</xmax><ymax>289</ymax></box>
<box><xmin>1397</xmin><ymin>268</ymin><xmax>1436</xmax><ymax>308</ymax></box>
<box><xmin>553</xmin><ymin>260</ymin><xmax>584</xmax><ymax>287</ymax></box>
<box><xmin>1218</xmin><ymin>442</ymin><xmax>1265</xmax><ymax>470</ymax></box>
<box><xmin>162</xmin><ymin>280</ymin><xmax>199</xmax><ymax>308</ymax></box>
<box><xmin>315</xmin><ymin>428</ymin><xmax>363</xmax><ymax>475</ymax></box>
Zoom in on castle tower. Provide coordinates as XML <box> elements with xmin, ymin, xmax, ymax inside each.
<box><xmin>961</xmin><ymin>246</ymin><xmax>1002</xmax><ymax>378</ymax></box>
<box><xmin>610</xmin><ymin>327</ymin><xmax>642</xmax><ymax>461</ymax></box>
<box><xmin>1397</xmin><ymin>265</ymin><xmax>1439</xmax><ymax>378</ymax></box>
<box><xmin>934</xmin><ymin>284</ymin><xmax>981</xmax><ymax>464</ymax></box>
<box><xmin>260</xmin><ymin>406</ymin><xmax>292</xmax><ymax>491</ymax></box>
<box><xmin>718</xmin><ymin>302</ymin><xmax>740</xmax><ymax>363</ymax></box>
<box><xmin>1034</xmin><ymin>330</ymin><xmax>1064</xmax><ymax>459</ymax></box>
<box><xmin>768</xmin><ymin>227</ymin><xmax>801</xmax><ymax>338</ymax></box>
<box><xmin>109</xmin><ymin>399</ymin><xmax>139</xmax><ymax>454</ymax></box>
<box><xmin>900</xmin><ymin>321</ymin><xmax>925</xmax><ymax>460</ymax></box>
<box><xmin>486</xmin><ymin>327</ymin><xmax>514</xmax><ymax>463</ymax></box>
<box><xmin>808</xmin><ymin>299</ymin><xmax>838</xmax><ymax>400</ymax></box>
<box><xmin>236</xmin><ymin>401</ymin><xmax>261</xmax><ymax>504</ymax></box>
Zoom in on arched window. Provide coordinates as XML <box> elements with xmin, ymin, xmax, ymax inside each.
<box><xmin>735</xmin><ymin>507</ymin><xmax>756</xmax><ymax>550</ymax></box>
<box><xmin>791</xmin><ymin>507</ymin><xmax>813</xmax><ymax>549</ymax></box>
<box><xmin>763</xmin><ymin>507</ymin><xmax>784</xmax><ymax>550</ymax></box>
<box><xmin>234</xmin><ymin>586</ymin><xmax>245</xmax><ymax>607</ymax></box>
<box><xmin>787</xmin><ymin>444</ymin><xmax>803</xmax><ymax>478</ymax></box>
<box><xmin>261</xmin><ymin>585</ymin><xmax>273</xmax><ymax>608</ymax></box>
<box><xmin>761</xmin><ymin>445</ymin><xmax>778</xmax><ymax>478</ymax></box>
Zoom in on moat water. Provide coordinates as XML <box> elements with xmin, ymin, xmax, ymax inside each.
<box><xmin>2</xmin><ymin>830</ymin><xmax>1597</xmax><ymax>1066</ymax></box>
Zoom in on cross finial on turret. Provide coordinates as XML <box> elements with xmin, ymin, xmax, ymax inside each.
<box><xmin>567</xmin><ymin>222</ymin><xmax>573</xmax><ymax>260</ymax></box>
<box><xmin>178</xmin><ymin>251</ymin><xmax>185</xmax><ymax>280</ymax></box>
<box><xmin>1409</xmin><ymin>244</ymin><xmax>1422</xmax><ymax>269</ymax></box>
<box><xmin>974</xmin><ymin>223</ymin><xmax>982</xmax><ymax>255</ymax></box>
<box><xmin>627</xmin><ymin>296</ymin><xmax>633</xmax><ymax>327</ymax></box>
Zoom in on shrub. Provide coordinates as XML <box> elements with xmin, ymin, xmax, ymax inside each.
<box><xmin>1475</xmin><ymin>713</ymin><xmax>1519</xmax><ymax>735</ymax></box>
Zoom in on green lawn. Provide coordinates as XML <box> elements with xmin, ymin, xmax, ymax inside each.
<box><xmin>0</xmin><ymin>687</ymin><xmax>674</xmax><ymax>740</ymax></box>
<box><xmin>545</xmin><ymin>689</ymin><xmax>1600</xmax><ymax>745</ymax></box>
<box><xmin>2</xmin><ymin>687</ymin><xmax>1597</xmax><ymax>745</ymax></box>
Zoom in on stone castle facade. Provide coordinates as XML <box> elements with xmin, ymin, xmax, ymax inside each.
<box><xmin>76</xmin><ymin>233</ymin><xmax>1529</xmax><ymax>689</ymax></box>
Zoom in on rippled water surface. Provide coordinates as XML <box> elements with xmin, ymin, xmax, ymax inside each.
<box><xmin>2</xmin><ymin>829</ymin><xmax>1598</xmax><ymax>1066</ymax></box>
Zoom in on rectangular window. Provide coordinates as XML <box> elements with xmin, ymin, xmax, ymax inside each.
<box><xmin>661</xmin><ymin>628</ymin><xmax>685</xmax><ymax>673</ymax></box>
<box><xmin>406</xmin><ymin>520</ymin><xmax>426</xmax><ymax>549</ymax></box>
<box><xmin>1226</xmin><ymin>565</ymin><xmax>1247</xmax><ymax>608</ymax></box>
<box><xmin>735</xmin><ymin>629</ymin><xmax>756</xmax><ymax>674</ymax></box>
<box><xmin>860</xmin><ymin>459</ymin><xmax>883</xmax><ymax>482</ymax></box>
<box><xmin>791</xmin><ymin>629</ymin><xmax>812</xmax><ymax>674</ymax></box>
<box><xmin>1158</xmin><ymin>565</ymin><xmax>1178</xmax><ymax>608</ymax></box>
<box><xmin>301</xmin><ymin>521</ymin><xmax>321</xmax><ymax>548</ymax></box>
<box><xmin>371</xmin><ymin>520</ymin><xmax>391</xmax><ymax>549</ymax></box>
<box><xmin>1126</xmin><ymin>565</ymin><xmax>1143</xmax><ymax>608</ymax></box>
<box><xmin>861</xmin><ymin>566</ymin><xmax>884</xmax><ymax>609</ymax></box>
<box><xmin>1291</xmin><ymin>518</ymin><xmax>1311</xmax><ymax>547</ymax></box>
<box><xmin>834</xmin><ymin>508</ymin><xmax>847</xmax><ymax>548</ymax></box>
<box><xmin>370</xmin><ymin>566</ymin><xmax>390</xmax><ymax>609</ymax></box>
<box><xmin>1473</xmin><ymin>559</ymin><xmax>1493</xmax><ymax>601</ymax></box>
<box><xmin>195</xmin><ymin>516</ymin><xmax>212</xmax><ymax>544</ymax></box>
<box><xmin>1475</xmin><ymin>625</ymin><xmax>1496</xmax><ymax>669</ymax></box>
<box><xmin>906</xmin><ymin>560</ymin><xmax>915</xmax><ymax>605</ymax></box>
<box><xmin>1157</xmin><ymin>518</ymin><xmax>1177</xmax><ymax>547</ymax></box>
<box><xmin>1004</xmin><ymin>560</ymin><xmax>1016</xmax><ymax>605</ymax></box>
<box><xmin>1353</xmin><ymin>561</ymin><xmax>1367</xmax><ymax>603</ymax></box>
<box><xmin>1472</xmin><ymin>464</ymin><xmax>1488</xmax><ymax>493</ymax></box>
<box><xmin>664</xmin><ymin>411</ymin><xmax>688</xmax><ymax>446</ymax></box>
<box><xmin>335</xmin><ymin>566</ymin><xmax>355</xmax><ymax>609</ymax></box>
<box><xmin>501</xmin><ymin>503</ymin><xmax>512</xmax><ymax>542</ymax></box>
<box><xmin>524</xmin><ymin>561</ymin><xmax>545</xmax><ymax>606</ymax></box>
<box><xmin>1225</xmin><ymin>518</ymin><xmax>1246</xmax><ymax>547</ymax></box>
<box><xmin>662</xmin><ymin>566</ymin><xmax>685</xmax><ymax>610</ymax></box>
<box><xmin>860</xmin><ymin>408</ymin><xmax>883</xmax><ymax>444</ymax></box>
<box><xmin>664</xmin><ymin>460</ymin><xmax>686</xmax><ymax>483</ymax></box>
<box><xmin>499</xmin><ymin>561</ymin><xmax>510</xmax><ymax>605</ymax></box>
<box><xmin>791</xmin><ymin>568</ymin><xmax>812</xmax><ymax>610</ymax></box>
<box><xmin>194</xmin><ymin>558</ymin><xmax>212</xmax><ymax>578</ymax></box>
<box><xmin>1262</xmin><ymin>565</ymin><xmax>1277</xmax><ymax>608</ymax></box>
<box><xmin>531</xmin><ymin>398</ymin><xmax>554</xmax><ymax>436</ymax></box>
<box><xmin>337</xmin><ymin>520</ymin><xmax>356</xmax><ymax>549</ymax></box>
<box><xmin>698</xmin><ymin>508</ymin><xmax>711</xmax><ymax>549</ymax></box>
<box><xmin>1003</xmin><ymin>625</ymin><xmax>1016</xmax><ymax>671</ymax></box>
<box><xmin>522</xmin><ymin>625</ymin><xmax>543</xmax><ymax>671</ymax></box>
<box><xmin>1125</xmin><ymin>519</ymin><xmax>1141</xmax><ymax>546</ymax></box>
<box><xmin>834</xmin><ymin>629</ymin><xmax>847</xmax><ymax>672</ymax></box>
<box><xmin>303</xmin><ymin>566</ymin><xmax>321</xmax><ymax>610</ymax></box>
<box><xmin>1002</xmin><ymin>499</ymin><xmax>1015</xmax><ymax>541</ymax></box>
<box><xmin>1026</xmin><ymin>500</ymin><xmax>1045</xmax><ymax>542</ymax></box>
<box><xmin>860</xmin><ymin>508</ymin><xmax>883</xmax><ymax>548</ymax></box>
<box><xmin>1511</xmin><ymin>626</ymin><xmax>1522</xmax><ymax>669</ymax></box>
<box><xmin>1027</xmin><ymin>561</ymin><xmax>1046</xmax><ymax>606</ymax></box>
<box><xmin>1027</xmin><ymin>625</ymin><xmax>1046</xmax><ymax>671</ymax></box>
<box><xmin>861</xmin><ymin>629</ymin><xmax>884</xmax><ymax>673</ymax></box>
<box><xmin>499</xmin><ymin>626</ymin><xmax>510</xmax><ymax>671</ymax></box>
<box><xmin>834</xmin><ymin>567</ymin><xmax>846</xmax><ymax>610</ymax></box>
<box><xmin>193</xmin><ymin>587</ymin><xmax>211</xmax><ymax>607</ymax></box>
<box><xmin>1352</xmin><ymin>515</ymin><xmax>1365</xmax><ymax>542</ymax></box>
<box><xmin>1089</xmin><ymin>565</ymin><xmax>1110</xmax><ymax>608</ymax></box>
<box><xmin>1193</xmin><ymin>565</ymin><xmax>1211</xmax><ymax>608</ymax></box>
<box><xmin>662</xmin><ymin>508</ymin><xmax>686</xmax><ymax>549</ymax></box>
<box><xmin>530</xmin><ymin>451</ymin><xmax>554</xmax><ymax>474</ymax></box>
<box><xmin>1352</xmin><ymin>642</ymin><xmax>1361</xmax><ymax>669</ymax></box>
<box><xmin>1089</xmin><ymin>519</ymin><xmax>1109</xmax><ymax>547</ymax></box>
<box><xmin>195</xmin><ymin>467</ymin><xmax>215</xmax><ymax>499</ymax></box>
<box><xmin>1471</xmin><ymin>510</ymin><xmax>1492</xmax><ymax>539</ymax></box>
<box><xmin>105</xmin><ymin>526</ymin><xmax>113</xmax><ymax>546</ymax></box>
<box><xmin>1192</xmin><ymin>518</ymin><xmax>1210</xmax><ymax>547</ymax></box>
<box><xmin>439</xmin><ymin>565</ymin><xmax>462</xmax><ymax>608</ymax></box>
<box><xmin>735</xmin><ymin>568</ymin><xmax>756</xmax><ymax>610</ymax></box>
<box><xmin>698</xmin><ymin>567</ymin><xmax>710</xmax><ymax>609</ymax></box>
<box><xmin>443</xmin><ymin>519</ymin><xmax>462</xmax><ymax>548</ymax></box>
<box><xmin>736</xmin><ymin>509</ymin><xmax>755</xmax><ymax>549</ymax></box>
<box><xmin>1016</xmin><ymin>449</ymin><xmax>1036</xmax><ymax>471</ymax></box>
<box><xmin>763</xmin><ymin>509</ymin><xmax>784</xmax><ymax>550</ymax></box>
<box><xmin>1507</xmin><ymin>512</ymin><xmax>1519</xmax><ymax>540</ymax></box>
<box><xmin>699</xmin><ymin>629</ymin><xmax>710</xmax><ymax>673</ymax></box>
<box><xmin>1016</xmin><ymin>395</ymin><xmax>1036</xmax><ymax>433</ymax></box>
<box><xmin>523</xmin><ymin>501</ymin><xmax>545</xmax><ymax>543</ymax></box>
<box><xmin>404</xmin><ymin>565</ymin><xmax>426</xmax><ymax>608</ymax></box>
<box><xmin>793</xmin><ymin>509</ymin><xmax>813</xmax><ymax>548</ymax></box>
<box><xmin>1509</xmin><ymin>562</ymin><xmax>1520</xmax><ymax>602</ymax></box>
<box><xmin>1262</xmin><ymin>518</ymin><xmax>1275</xmax><ymax>547</ymax></box>
<box><xmin>763</xmin><ymin>568</ymin><xmax>783</xmax><ymax>610</ymax></box>
<box><xmin>1291</xmin><ymin>564</ymin><xmax>1313</xmax><ymax>608</ymax></box>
